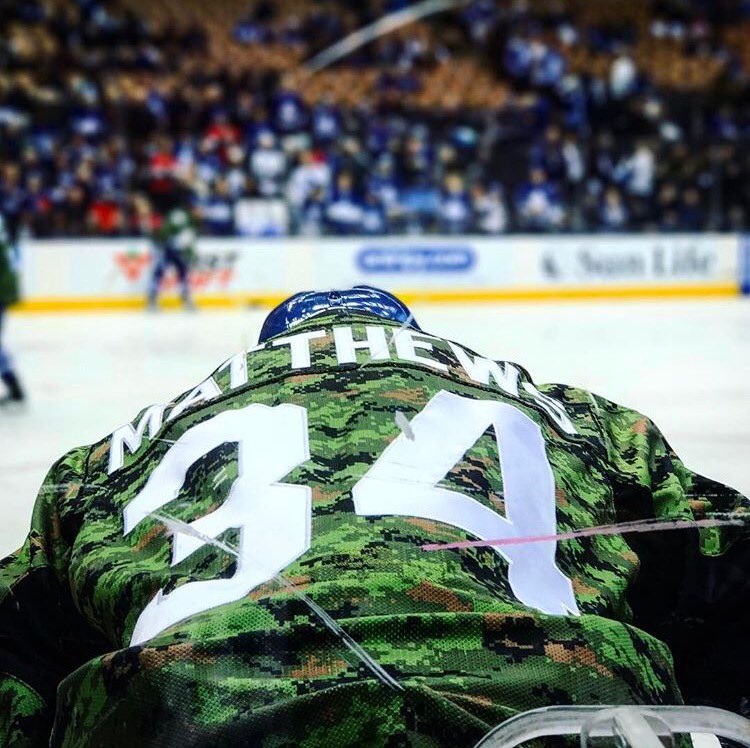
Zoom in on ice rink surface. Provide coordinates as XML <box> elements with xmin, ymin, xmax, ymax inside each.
<box><xmin>1</xmin><ymin>298</ymin><xmax>748</xmax><ymax>557</ymax></box>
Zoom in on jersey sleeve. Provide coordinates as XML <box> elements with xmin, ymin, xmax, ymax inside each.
<box><xmin>0</xmin><ymin>447</ymin><xmax>108</xmax><ymax>746</ymax></box>
<box><xmin>591</xmin><ymin>395</ymin><xmax>750</xmax><ymax>715</ymax></box>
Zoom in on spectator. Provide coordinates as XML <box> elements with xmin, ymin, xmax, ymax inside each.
<box><xmin>504</xmin><ymin>33</ymin><xmax>532</xmax><ymax>82</ymax></box>
<box><xmin>610</xmin><ymin>46</ymin><xmax>638</xmax><ymax>100</ymax></box>
<box><xmin>529</xmin><ymin>40</ymin><xmax>566</xmax><ymax>89</ymax></box>
<box><xmin>325</xmin><ymin>172</ymin><xmax>364</xmax><ymax>235</ymax></box>
<box><xmin>23</xmin><ymin>174</ymin><xmax>53</xmax><ymax>237</ymax></box>
<box><xmin>472</xmin><ymin>183</ymin><xmax>508</xmax><ymax>234</ymax></box>
<box><xmin>530</xmin><ymin>125</ymin><xmax>566</xmax><ymax>182</ymax></box>
<box><xmin>463</xmin><ymin>0</ymin><xmax>498</xmax><ymax>43</ymax></box>
<box><xmin>0</xmin><ymin>165</ymin><xmax>27</xmax><ymax>241</ymax></box>
<box><xmin>225</xmin><ymin>145</ymin><xmax>250</xmax><ymax>199</ymax></box>
<box><xmin>332</xmin><ymin>137</ymin><xmax>369</xmax><ymax>193</ymax></box>
<box><xmin>400</xmin><ymin>130</ymin><xmax>434</xmax><ymax>189</ymax></box>
<box><xmin>204</xmin><ymin>110</ymin><xmax>241</xmax><ymax>151</ymax></box>
<box><xmin>557</xmin><ymin>75</ymin><xmax>588</xmax><ymax>132</ymax></box>
<box><xmin>361</xmin><ymin>191</ymin><xmax>388</xmax><ymax>235</ymax></box>
<box><xmin>561</xmin><ymin>133</ymin><xmax>585</xmax><ymax>185</ymax></box>
<box><xmin>250</xmin><ymin>131</ymin><xmax>287</xmax><ymax>198</ymax></box>
<box><xmin>287</xmin><ymin>149</ymin><xmax>331</xmax><ymax>217</ymax></box>
<box><xmin>514</xmin><ymin>168</ymin><xmax>565</xmax><ymax>231</ymax></box>
<box><xmin>272</xmin><ymin>76</ymin><xmax>308</xmax><ymax>136</ymax></box>
<box><xmin>198</xmin><ymin>178</ymin><xmax>235</xmax><ymax>236</ymax></box>
<box><xmin>367</xmin><ymin>155</ymin><xmax>403</xmax><ymax>226</ymax></box>
<box><xmin>617</xmin><ymin>141</ymin><xmax>655</xmax><ymax>198</ymax></box>
<box><xmin>593</xmin><ymin>131</ymin><xmax>618</xmax><ymax>184</ymax></box>
<box><xmin>599</xmin><ymin>186</ymin><xmax>629</xmax><ymax>231</ymax></box>
<box><xmin>146</xmin><ymin>136</ymin><xmax>180</xmax><ymax>212</ymax></box>
<box><xmin>655</xmin><ymin>182</ymin><xmax>681</xmax><ymax>231</ymax></box>
<box><xmin>233</xmin><ymin>16</ymin><xmax>271</xmax><ymax>45</ymax></box>
<box><xmin>678</xmin><ymin>187</ymin><xmax>706</xmax><ymax>231</ymax></box>
<box><xmin>60</xmin><ymin>183</ymin><xmax>90</xmax><ymax>236</ymax></box>
<box><xmin>299</xmin><ymin>186</ymin><xmax>328</xmax><ymax>236</ymax></box>
<box><xmin>88</xmin><ymin>189</ymin><xmax>123</xmax><ymax>236</ymax></box>
<box><xmin>311</xmin><ymin>97</ymin><xmax>342</xmax><ymax>145</ymax></box>
<box><xmin>439</xmin><ymin>173</ymin><xmax>472</xmax><ymax>234</ymax></box>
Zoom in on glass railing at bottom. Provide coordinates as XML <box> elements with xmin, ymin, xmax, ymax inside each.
<box><xmin>474</xmin><ymin>705</ymin><xmax>750</xmax><ymax>748</ymax></box>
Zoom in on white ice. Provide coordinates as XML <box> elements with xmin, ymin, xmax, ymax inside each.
<box><xmin>1</xmin><ymin>299</ymin><xmax>748</xmax><ymax>557</ymax></box>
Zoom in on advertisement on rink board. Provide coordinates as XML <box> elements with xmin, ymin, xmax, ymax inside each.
<box><xmin>16</xmin><ymin>234</ymin><xmax>744</xmax><ymax>310</ymax></box>
<box><xmin>318</xmin><ymin>234</ymin><xmax>740</xmax><ymax>291</ymax></box>
<box><xmin>516</xmin><ymin>233</ymin><xmax>740</xmax><ymax>287</ymax></box>
<box><xmin>19</xmin><ymin>238</ymin><xmax>288</xmax><ymax>304</ymax></box>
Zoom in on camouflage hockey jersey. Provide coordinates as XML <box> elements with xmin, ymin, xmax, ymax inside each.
<box><xmin>1</xmin><ymin>313</ymin><xmax>748</xmax><ymax>747</ymax></box>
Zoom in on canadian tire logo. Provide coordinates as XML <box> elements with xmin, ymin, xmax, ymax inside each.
<box><xmin>115</xmin><ymin>251</ymin><xmax>151</xmax><ymax>281</ymax></box>
<box><xmin>114</xmin><ymin>250</ymin><xmax>239</xmax><ymax>290</ymax></box>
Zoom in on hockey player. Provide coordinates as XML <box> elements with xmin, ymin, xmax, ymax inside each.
<box><xmin>147</xmin><ymin>207</ymin><xmax>196</xmax><ymax>311</ymax></box>
<box><xmin>0</xmin><ymin>215</ymin><xmax>24</xmax><ymax>408</ymax></box>
<box><xmin>0</xmin><ymin>287</ymin><xmax>748</xmax><ymax>746</ymax></box>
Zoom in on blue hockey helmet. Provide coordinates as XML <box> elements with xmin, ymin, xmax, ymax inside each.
<box><xmin>258</xmin><ymin>286</ymin><xmax>421</xmax><ymax>343</ymax></box>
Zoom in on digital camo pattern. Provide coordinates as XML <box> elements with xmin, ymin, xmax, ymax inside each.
<box><xmin>1</xmin><ymin>313</ymin><xmax>747</xmax><ymax>747</ymax></box>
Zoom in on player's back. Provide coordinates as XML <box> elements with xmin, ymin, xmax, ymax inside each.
<box><xmin>42</xmin><ymin>312</ymin><xmax>700</xmax><ymax>746</ymax></box>
<box><xmin>3</xmin><ymin>285</ymin><xmax>748</xmax><ymax>747</ymax></box>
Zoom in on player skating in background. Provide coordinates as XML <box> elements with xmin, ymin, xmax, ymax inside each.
<box><xmin>147</xmin><ymin>205</ymin><xmax>196</xmax><ymax>311</ymax></box>
<box><xmin>0</xmin><ymin>215</ymin><xmax>25</xmax><ymax>408</ymax></box>
<box><xmin>0</xmin><ymin>287</ymin><xmax>747</xmax><ymax>746</ymax></box>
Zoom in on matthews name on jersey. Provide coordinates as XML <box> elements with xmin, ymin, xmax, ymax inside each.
<box><xmin>1</xmin><ymin>289</ymin><xmax>748</xmax><ymax>747</ymax></box>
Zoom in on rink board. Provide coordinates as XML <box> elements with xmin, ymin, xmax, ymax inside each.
<box><xmin>13</xmin><ymin>234</ymin><xmax>745</xmax><ymax>311</ymax></box>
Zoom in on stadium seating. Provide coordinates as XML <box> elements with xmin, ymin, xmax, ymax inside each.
<box><xmin>0</xmin><ymin>0</ymin><xmax>749</xmax><ymax>238</ymax></box>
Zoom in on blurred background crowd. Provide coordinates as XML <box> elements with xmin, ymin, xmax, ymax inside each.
<box><xmin>2</xmin><ymin>0</ymin><xmax>750</xmax><ymax>239</ymax></box>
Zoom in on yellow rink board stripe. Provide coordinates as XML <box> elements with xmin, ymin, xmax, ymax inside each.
<box><xmin>11</xmin><ymin>283</ymin><xmax>740</xmax><ymax>312</ymax></box>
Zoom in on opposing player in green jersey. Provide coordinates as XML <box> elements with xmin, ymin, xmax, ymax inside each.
<box><xmin>147</xmin><ymin>207</ymin><xmax>196</xmax><ymax>311</ymax></box>
<box><xmin>1</xmin><ymin>287</ymin><xmax>748</xmax><ymax>747</ymax></box>
<box><xmin>0</xmin><ymin>215</ymin><xmax>25</xmax><ymax>408</ymax></box>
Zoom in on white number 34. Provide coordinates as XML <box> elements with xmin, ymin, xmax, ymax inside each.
<box><xmin>123</xmin><ymin>390</ymin><xmax>579</xmax><ymax>645</ymax></box>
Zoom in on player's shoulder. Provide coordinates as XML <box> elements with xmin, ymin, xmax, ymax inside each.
<box><xmin>32</xmin><ymin>444</ymin><xmax>95</xmax><ymax>527</ymax></box>
<box><xmin>536</xmin><ymin>379</ymin><xmax>648</xmax><ymax>428</ymax></box>
<box><xmin>44</xmin><ymin>444</ymin><xmax>92</xmax><ymax>482</ymax></box>
<box><xmin>579</xmin><ymin>390</ymin><xmax>659</xmax><ymax>440</ymax></box>
<box><xmin>526</xmin><ymin>378</ymin><xmax>663</xmax><ymax>456</ymax></box>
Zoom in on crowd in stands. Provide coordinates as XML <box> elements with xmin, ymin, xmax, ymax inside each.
<box><xmin>1</xmin><ymin>0</ymin><xmax>750</xmax><ymax>239</ymax></box>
